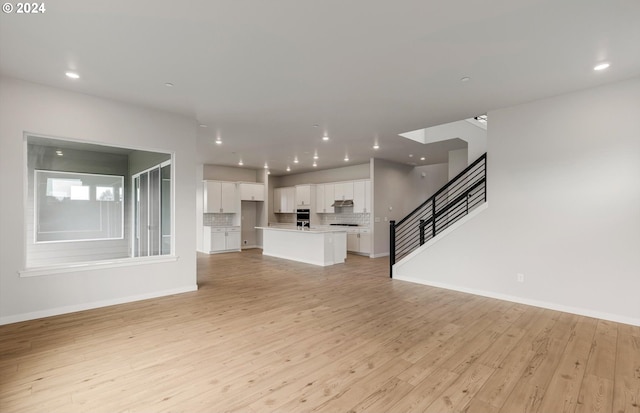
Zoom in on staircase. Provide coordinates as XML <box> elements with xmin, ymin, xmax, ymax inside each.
<box><xmin>389</xmin><ymin>153</ymin><xmax>487</xmax><ymax>277</ymax></box>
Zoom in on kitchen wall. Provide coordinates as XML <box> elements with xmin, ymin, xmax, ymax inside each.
<box><xmin>203</xmin><ymin>164</ymin><xmax>260</xmax><ymax>182</ymax></box>
<box><xmin>0</xmin><ymin>76</ymin><xmax>198</xmax><ymax>325</ymax></box>
<box><xmin>394</xmin><ymin>76</ymin><xmax>640</xmax><ymax>326</ymax></box>
<box><xmin>275</xmin><ymin>163</ymin><xmax>369</xmax><ymax>186</ymax></box>
<box><xmin>240</xmin><ymin>201</ymin><xmax>258</xmax><ymax>248</ymax></box>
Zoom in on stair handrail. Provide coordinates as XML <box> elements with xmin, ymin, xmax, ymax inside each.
<box><xmin>390</xmin><ymin>152</ymin><xmax>487</xmax><ymax>277</ymax></box>
<box><xmin>396</xmin><ymin>153</ymin><xmax>486</xmax><ymax>227</ymax></box>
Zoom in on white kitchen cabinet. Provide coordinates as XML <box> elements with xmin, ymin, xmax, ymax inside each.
<box><xmin>353</xmin><ymin>180</ymin><xmax>371</xmax><ymax>213</ymax></box>
<box><xmin>322</xmin><ymin>184</ymin><xmax>335</xmax><ymax>213</ymax></box>
<box><xmin>316</xmin><ymin>184</ymin><xmax>335</xmax><ymax>213</ymax></box>
<box><xmin>210</xmin><ymin>230</ymin><xmax>226</xmax><ymax>251</ymax></box>
<box><xmin>347</xmin><ymin>233</ymin><xmax>359</xmax><ymax>252</ymax></box>
<box><xmin>295</xmin><ymin>185</ymin><xmax>311</xmax><ymax>207</ymax></box>
<box><xmin>315</xmin><ymin>185</ymin><xmax>325</xmax><ymax>212</ymax></box>
<box><xmin>204</xmin><ymin>227</ymin><xmax>241</xmax><ymax>253</ymax></box>
<box><xmin>358</xmin><ymin>231</ymin><xmax>371</xmax><ymax>254</ymax></box>
<box><xmin>274</xmin><ymin>186</ymin><xmax>295</xmax><ymax>213</ymax></box>
<box><xmin>273</xmin><ymin>187</ymin><xmax>282</xmax><ymax>213</ymax></box>
<box><xmin>346</xmin><ymin>228</ymin><xmax>371</xmax><ymax>255</ymax></box>
<box><xmin>226</xmin><ymin>229</ymin><xmax>241</xmax><ymax>250</ymax></box>
<box><xmin>204</xmin><ymin>181</ymin><xmax>238</xmax><ymax>213</ymax></box>
<box><xmin>334</xmin><ymin>181</ymin><xmax>354</xmax><ymax>201</ymax></box>
<box><xmin>239</xmin><ymin>183</ymin><xmax>265</xmax><ymax>201</ymax></box>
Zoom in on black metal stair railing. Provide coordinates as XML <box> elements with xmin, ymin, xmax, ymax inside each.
<box><xmin>390</xmin><ymin>153</ymin><xmax>487</xmax><ymax>277</ymax></box>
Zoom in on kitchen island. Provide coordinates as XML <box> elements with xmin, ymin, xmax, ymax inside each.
<box><xmin>257</xmin><ymin>226</ymin><xmax>347</xmax><ymax>266</ymax></box>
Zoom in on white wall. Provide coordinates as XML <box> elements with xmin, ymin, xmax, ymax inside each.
<box><xmin>423</xmin><ymin>119</ymin><xmax>487</xmax><ymax>164</ymax></box>
<box><xmin>0</xmin><ymin>77</ymin><xmax>198</xmax><ymax>324</ymax></box>
<box><xmin>395</xmin><ymin>77</ymin><xmax>640</xmax><ymax>326</ymax></box>
<box><xmin>203</xmin><ymin>164</ymin><xmax>259</xmax><ymax>182</ymax></box>
<box><xmin>448</xmin><ymin>148</ymin><xmax>468</xmax><ymax>180</ymax></box>
<box><xmin>372</xmin><ymin>159</ymin><xmax>448</xmax><ymax>257</ymax></box>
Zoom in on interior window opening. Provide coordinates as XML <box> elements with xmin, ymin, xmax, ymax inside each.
<box><xmin>25</xmin><ymin>134</ymin><xmax>173</xmax><ymax>269</ymax></box>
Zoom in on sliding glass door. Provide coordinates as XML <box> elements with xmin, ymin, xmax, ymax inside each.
<box><xmin>133</xmin><ymin>161</ymin><xmax>171</xmax><ymax>257</ymax></box>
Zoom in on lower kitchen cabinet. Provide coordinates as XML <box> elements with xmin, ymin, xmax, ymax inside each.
<box><xmin>204</xmin><ymin>226</ymin><xmax>241</xmax><ymax>253</ymax></box>
<box><xmin>346</xmin><ymin>229</ymin><xmax>371</xmax><ymax>255</ymax></box>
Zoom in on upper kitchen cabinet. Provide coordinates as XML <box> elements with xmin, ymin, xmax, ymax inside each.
<box><xmin>239</xmin><ymin>182</ymin><xmax>265</xmax><ymax>201</ymax></box>
<box><xmin>204</xmin><ymin>181</ymin><xmax>238</xmax><ymax>213</ymax></box>
<box><xmin>274</xmin><ymin>186</ymin><xmax>295</xmax><ymax>213</ymax></box>
<box><xmin>353</xmin><ymin>180</ymin><xmax>371</xmax><ymax>213</ymax></box>
<box><xmin>334</xmin><ymin>181</ymin><xmax>354</xmax><ymax>201</ymax></box>
<box><xmin>316</xmin><ymin>184</ymin><xmax>335</xmax><ymax>213</ymax></box>
<box><xmin>295</xmin><ymin>185</ymin><xmax>311</xmax><ymax>207</ymax></box>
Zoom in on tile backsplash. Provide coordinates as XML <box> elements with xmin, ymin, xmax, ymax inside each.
<box><xmin>271</xmin><ymin>210</ymin><xmax>371</xmax><ymax>227</ymax></box>
<box><xmin>204</xmin><ymin>213</ymin><xmax>235</xmax><ymax>226</ymax></box>
<box><xmin>320</xmin><ymin>210</ymin><xmax>371</xmax><ymax>227</ymax></box>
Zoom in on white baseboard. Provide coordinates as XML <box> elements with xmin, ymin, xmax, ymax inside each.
<box><xmin>370</xmin><ymin>252</ymin><xmax>389</xmax><ymax>258</ymax></box>
<box><xmin>393</xmin><ymin>276</ymin><xmax>640</xmax><ymax>327</ymax></box>
<box><xmin>0</xmin><ymin>285</ymin><xmax>199</xmax><ymax>326</ymax></box>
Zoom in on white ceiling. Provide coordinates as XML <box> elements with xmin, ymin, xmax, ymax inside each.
<box><xmin>2</xmin><ymin>0</ymin><xmax>639</xmax><ymax>175</ymax></box>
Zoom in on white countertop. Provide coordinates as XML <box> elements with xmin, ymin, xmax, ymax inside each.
<box><xmin>256</xmin><ymin>226</ymin><xmax>347</xmax><ymax>234</ymax></box>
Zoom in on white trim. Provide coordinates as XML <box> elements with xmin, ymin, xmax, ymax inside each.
<box><xmin>393</xmin><ymin>276</ymin><xmax>640</xmax><ymax>327</ymax></box>
<box><xmin>19</xmin><ymin>255</ymin><xmax>179</xmax><ymax>277</ymax></box>
<box><xmin>394</xmin><ymin>202</ymin><xmax>489</xmax><ymax>270</ymax></box>
<box><xmin>0</xmin><ymin>284</ymin><xmax>198</xmax><ymax>326</ymax></box>
<box><xmin>370</xmin><ymin>252</ymin><xmax>389</xmax><ymax>258</ymax></box>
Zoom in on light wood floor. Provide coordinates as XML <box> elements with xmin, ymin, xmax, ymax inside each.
<box><xmin>1</xmin><ymin>250</ymin><xmax>639</xmax><ymax>413</ymax></box>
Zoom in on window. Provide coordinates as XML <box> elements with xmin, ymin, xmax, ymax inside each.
<box><xmin>35</xmin><ymin>170</ymin><xmax>124</xmax><ymax>242</ymax></box>
<box><xmin>132</xmin><ymin>161</ymin><xmax>171</xmax><ymax>257</ymax></box>
<box><xmin>25</xmin><ymin>134</ymin><xmax>173</xmax><ymax>269</ymax></box>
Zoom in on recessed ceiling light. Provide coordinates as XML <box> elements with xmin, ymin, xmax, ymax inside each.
<box><xmin>164</xmin><ymin>82</ymin><xmax>174</xmax><ymax>87</ymax></box>
<box><xmin>594</xmin><ymin>62</ymin><xmax>610</xmax><ymax>71</ymax></box>
<box><xmin>293</xmin><ymin>158</ymin><xmax>299</xmax><ymax>164</ymax></box>
<box><xmin>344</xmin><ymin>156</ymin><xmax>349</xmax><ymax>162</ymax></box>
<box><xmin>238</xmin><ymin>160</ymin><xmax>243</xmax><ymax>166</ymax></box>
<box><xmin>460</xmin><ymin>76</ymin><xmax>470</xmax><ymax>82</ymax></box>
<box><xmin>65</xmin><ymin>72</ymin><xmax>80</xmax><ymax>79</ymax></box>
<box><xmin>215</xmin><ymin>138</ymin><xmax>222</xmax><ymax>145</ymax></box>
<box><xmin>312</xmin><ymin>124</ymin><xmax>319</xmax><ymax>128</ymax></box>
<box><xmin>313</xmin><ymin>162</ymin><xmax>317</xmax><ymax>167</ymax></box>
<box><xmin>199</xmin><ymin>124</ymin><xmax>208</xmax><ymax>128</ymax></box>
<box><xmin>373</xmin><ymin>144</ymin><xmax>379</xmax><ymax>150</ymax></box>
<box><xmin>264</xmin><ymin>163</ymin><xmax>268</xmax><ymax>169</ymax></box>
<box><xmin>267</xmin><ymin>171</ymin><xmax>271</xmax><ymax>175</ymax></box>
<box><xmin>420</xmin><ymin>157</ymin><xmax>426</xmax><ymax>161</ymax></box>
<box><xmin>322</xmin><ymin>135</ymin><xmax>329</xmax><ymax>141</ymax></box>
<box><xmin>286</xmin><ymin>166</ymin><xmax>291</xmax><ymax>172</ymax></box>
<box><xmin>409</xmin><ymin>154</ymin><xmax>414</xmax><ymax>158</ymax></box>
<box><xmin>55</xmin><ymin>150</ymin><xmax>63</xmax><ymax>156</ymax></box>
<box><xmin>313</xmin><ymin>154</ymin><xmax>318</xmax><ymax>160</ymax></box>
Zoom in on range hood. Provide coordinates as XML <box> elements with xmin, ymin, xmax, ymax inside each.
<box><xmin>331</xmin><ymin>199</ymin><xmax>354</xmax><ymax>208</ymax></box>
